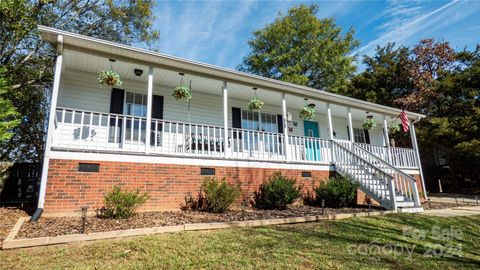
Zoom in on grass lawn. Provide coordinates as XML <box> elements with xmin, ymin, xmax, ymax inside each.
<box><xmin>1</xmin><ymin>214</ymin><xmax>479</xmax><ymax>269</ymax></box>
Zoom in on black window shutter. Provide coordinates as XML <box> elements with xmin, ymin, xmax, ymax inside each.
<box><xmin>277</xmin><ymin>114</ymin><xmax>284</xmax><ymax>134</ymax></box>
<box><xmin>232</xmin><ymin>107</ymin><xmax>242</xmax><ymax>139</ymax></box>
<box><xmin>347</xmin><ymin>125</ymin><xmax>350</xmax><ymax>141</ymax></box>
<box><xmin>364</xmin><ymin>129</ymin><xmax>370</xmax><ymax>144</ymax></box>
<box><xmin>109</xmin><ymin>88</ymin><xmax>124</xmax><ymax>142</ymax></box>
<box><xmin>152</xmin><ymin>95</ymin><xmax>164</xmax><ymax>119</ymax></box>
<box><xmin>150</xmin><ymin>95</ymin><xmax>164</xmax><ymax>145</ymax></box>
<box><xmin>109</xmin><ymin>88</ymin><xmax>124</xmax><ymax>114</ymax></box>
<box><xmin>232</xmin><ymin>107</ymin><xmax>241</xmax><ymax>128</ymax></box>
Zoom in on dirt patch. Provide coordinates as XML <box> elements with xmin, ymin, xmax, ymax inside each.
<box><xmin>422</xmin><ymin>201</ymin><xmax>459</xmax><ymax>210</ymax></box>
<box><xmin>0</xmin><ymin>207</ymin><xmax>28</xmax><ymax>244</ymax></box>
<box><xmin>18</xmin><ymin>205</ymin><xmax>380</xmax><ymax>238</ymax></box>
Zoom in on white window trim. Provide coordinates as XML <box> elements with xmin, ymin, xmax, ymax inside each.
<box><xmin>241</xmin><ymin>109</ymin><xmax>279</xmax><ymax>133</ymax></box>
<box><xmin>353</xmin><ymin>127</ymin><xmax>366</xmax><ymax>144</ymax></box>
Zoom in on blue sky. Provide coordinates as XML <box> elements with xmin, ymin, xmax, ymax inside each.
<box><xmin>152</xmin><ymin>0</ymin><xmax>480</xmax><ymax>71</ymax></box>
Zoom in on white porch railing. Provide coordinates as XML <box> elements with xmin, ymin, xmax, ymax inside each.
<box><xmin>336</xmin><ymin>140</ymin><xmax>418</xmax><ymax>169</ymax></box>
<box><xmin>53</xmin><ymin>108</ymin><xmax>417</xmax><ymax>168</ymax></box>
<box><xmin>288</xmin><ymin>135</ymin><xmax>332</xmax><ymax>163</ymax></box>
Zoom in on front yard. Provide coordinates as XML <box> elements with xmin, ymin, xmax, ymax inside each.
<box><xmin>1</xmin><ymin>214</ymin><xmax>479</xmax><ymax>269</ymax></box>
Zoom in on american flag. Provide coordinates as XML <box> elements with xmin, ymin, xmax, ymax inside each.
<box><xmin>400</xmin><ymin>110</ymin><xmax>409</xmax><ymax>133</ymax></box>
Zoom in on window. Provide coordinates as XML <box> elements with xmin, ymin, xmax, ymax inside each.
<box><xmin>241</xmin><ymin>110</ymin><xmax>279</xmax><ymax>153</ymax></box>
<box><xmin>125</xmin><ymin>92</ymin><xmax>147</xmax><ymax>117</ymax></box>
<box><xmin>125</xmin><ymin>91</ymin><xmax>147</xmax><ymax>142</ymax></box>
<box><xmin>241</xmin><ymin>110</ymin><xmax>277</xmax><ymax>133</ymax></box>
<box><xmin>353</xmin><ymin>128</ymin><xmax>366</xmax><ymax>143</ymax></box>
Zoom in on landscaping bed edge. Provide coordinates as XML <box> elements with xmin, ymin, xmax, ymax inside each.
<box><xmin>2</xmin><ymin>210</ymin><xmax>395</xmax><ymax>250</ymax></box>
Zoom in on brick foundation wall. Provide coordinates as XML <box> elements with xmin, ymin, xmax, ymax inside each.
<box><xmin>45</xmin><ymin>159</ymin><xmax>334</xmax><ymax>214</ymax></box>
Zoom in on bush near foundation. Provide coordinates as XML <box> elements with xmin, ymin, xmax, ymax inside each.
<box><xmin>99</xmin><ymin>186</ymin><xmax>149</xmax><ymax>219</ymax></box>
<box><xmin>312</xmin><ymin>175</ymin><xmax>359</xmax><ymax>208</ymax></box>
<box><xmin>183</xmin><ymin>177</ymin><xmax>240</xmax><ymax>213</ymax></box>
<box><xmin>253</xmin><ymin>171</ymin><xmax>302</xmax><ymax>210</ymax></box>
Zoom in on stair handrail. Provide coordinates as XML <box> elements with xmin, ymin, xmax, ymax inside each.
<box><xmin>332</xmin><ymin>141</ymin><xmax>397</xmax><ymax>210</ymax></box>
<box><xmin>350</xmin><ymin>143</ymin><xmax>421</xmax><ymax>207</ymax></box>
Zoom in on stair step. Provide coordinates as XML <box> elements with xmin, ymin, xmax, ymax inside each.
<box><xmin>396</xmin><ymin>201</ymin><xmax>415</xmax><ymax>207</ymax></box>
<box><xmin>397</xmin><ymin>207</ymin><xmax>424</xmax><ymax>213</ymax></box>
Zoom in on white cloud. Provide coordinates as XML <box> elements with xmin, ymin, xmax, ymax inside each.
<box><xmin>352</xmin><ymin>0</ymin><xmax>461</xmax><ymax>57</ymax></box>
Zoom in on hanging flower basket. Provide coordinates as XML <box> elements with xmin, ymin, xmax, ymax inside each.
<box><xmin>98</xmin><ymin>70</ymin><xmax>122</xmax><ymax>87</ymax></box>
<box><xmin>299</xmin><ymin>106</ymin><xmax>315</xmax><ymax>120</ymax></box>
<box><xmin>362</xmin><ymin>118</ymin><xmax>377</xmax><ymax>130</ymax></box>
<box><xmin>388</xmin><ymin>124</ymin><xmax>400</xmax><ymax>133</ymax></box>
<box><xmin>172</xmin><ymin>85</ymin><xmax>192</xmax><ymax>101</ymax></box>
<box><xmin>248</xmin><ymin>97</ymin><xmax>264</xmax><ymax>111</ymax></box>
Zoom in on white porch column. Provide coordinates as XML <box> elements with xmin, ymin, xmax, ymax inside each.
<box><xmin>347</xmin><ymin>107</ymin><xmax>354</xmax><ymax>143</ymax></box>
<box><xmin>281</xmin><ymin>93</ymin><xmax>290</xmax><ymax>161</ymax></box>
<box><xmin>327</xmin><ymin>103</ymin><xmax>334</xmax><ymax>162</ymax></box>
<box><xmin>383</xmin><ymin>115</ymin><xmax>392</xmax><ymax>163</ymax></box>
<box><xmin>327</xmin><ymin>103</ymin><xmax>334</xmax><ymax>140</ymax></box>
<box><xmin>409</xmin><ymin>121</ymin><xmax>428</xmax><ymax>200</ymax></box>
<box><xmin>223</xmin><ymin>81</ymin><xmax>229</xmax><ymax>158</ymax></box>
<box><xmin>37</xmin><ymin>35</ymin><xmax>64</xmax><ymax>211</ymax></box>
<box><xmin>145</xmin><ymin>66</ymin><xmax>153</xmax><ymax>154</ymax></box>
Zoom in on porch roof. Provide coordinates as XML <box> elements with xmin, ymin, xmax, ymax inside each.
<box><xmin>38</xmin><ymin>25</ymin><xmax>425</xmax><ymax>121</ymax></box>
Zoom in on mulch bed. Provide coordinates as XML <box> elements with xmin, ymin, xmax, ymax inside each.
<box><xmin>422</xmin><ymin>201</ymin><xmax>460</xmax><ymax>210</ymax></box>
<box><xmin>0</xmin><ymin>207</ymin><xmax>28</xmax><ymax>244</ymax></box>
<box><xmin>18</xmin><ymin>205</ymin><xmax>379</xmax><ymax>239</ymax></box>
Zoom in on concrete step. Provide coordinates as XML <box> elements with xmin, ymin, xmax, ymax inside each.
<box><xmin>396</xmin><ymin>201</ymin><xmax>415</xmax><ymax>207</ymax></box>
<box><xmin>397</xmin><ymin>206</ymin><xmax>424</xmax><ymax>213</ymax></box>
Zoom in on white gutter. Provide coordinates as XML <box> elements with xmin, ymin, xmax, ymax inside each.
<box><xmin>37</xmin><ymin>25</ymin><xmax>425</xmax><ymax>120</ymax></box>
<box><xmin>31</xmin><ymin>34</ymin><xmax>63</xmax><ymax>221</ymax></box>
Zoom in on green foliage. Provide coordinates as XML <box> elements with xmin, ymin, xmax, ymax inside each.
<box><xmin>201</xmin><ymin>177</ymin><xmax>240</xmax><ymax>213</ymax></box>
<box><xmin>98</xmin><ymin>70</ymin><xmax>122</xmax><ymax>87</ymax></box>
<box><xmin>183</xmin><ymin>177</ymin><xmax>240</xmax><ymax>213</ymax></box>
<box><xmin>239</xmin><ymin>4</ymin><xmax>359</xmax><ymax>93</ymax></box>
<box><xmin>0</xmin><ymin>69</ymin><xmax>20</xmax><ymax>141</ymax></box>
<box><xmin>0</xmin><ymin>0</ymin><xmax>158</xmax><ymax>162</ymax></box>
<box><xmin>100</xmin><ymin>186</ymin><xmax>149</xmax><ymax>219</ymax></box>
<box><xmin>361</xmin><ymin>118</ymin><xmax>377</xmax><ymax>130</ymax></box>
<box><xmin>253</xmin><ymin>171</ymin><xmax>302</xmax><ymax>210</ymax></box>
<box><xmin>299</xmin><ymin>106</ymin><xmax>315</xmax><ymax>120</ymax></box>
<box><xmin>313</xmin><ymin>175</ymin><xmax>360</xmax><ymax>208</ymax></box>
<box><xmin>345</xmin><ymin>43</ymin><xmax>414</xmax><ymax>107</ymax></box>
<box><xmin>172</xmin><ymin>86</ymin><xmax>192</xmax><ymax>101</ymax></box>
<box><xmin>248</xmin><ymin>97</ymin><xmax>264</xmax><ymax>111</ymax></box>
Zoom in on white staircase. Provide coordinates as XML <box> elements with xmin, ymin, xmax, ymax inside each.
<box><xmin>332</xmin><ymin>141</ymin><xmax>423</xmax><ymax>213</ymax></box>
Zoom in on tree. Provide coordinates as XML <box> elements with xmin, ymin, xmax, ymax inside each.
<box><xmin>0</xmin><ymin>68</ymin><xmax>20</xmax><ymax>141</ymax></box>
<box><xmin>396</xmin><ymin>39</ymin><xmax>456</xmax><ymax>113</ymax></box>
<box><xmin>238</xmin><ymin>4</ymin><xmax>359</xmax><ymax>93</ymax></box>
<box><xmin>347</xmin><ymin>43</ymin><xmax>414</xmax><ymax>107</ymax></box>
<box><xmin>417</xmin><ymin>47</ymin><xmax>480</xmax><ymax>191</ymax></box>
<box><xmin>0</xmin><ymin>0</ymin><xmax>159</xmax><ymax>162</ymax></box>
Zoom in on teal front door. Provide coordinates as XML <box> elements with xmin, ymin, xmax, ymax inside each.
<box><xmin>303</xmin><ymin>121</ymin><xmax>320</xmax><ymax>161</ymax></box>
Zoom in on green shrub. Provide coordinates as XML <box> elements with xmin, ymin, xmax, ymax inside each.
<box><xmin>313</xmin><ymin>175</ymin><xmax>360</xmax><ymax>208</ymax></box>
<box><xmin>183</xmin><ymin>177</ymin><xmax>240</xmax><ymax>213</ymax></box>
<box><xmin>253</xmin><ymin>171</ymin><xmax>302</xmax><ymax>210</ymax></box>
<box><xmin>99</xmin><ymin>186</ymin><xmax>149</xmax><ymax>219</ymax></box>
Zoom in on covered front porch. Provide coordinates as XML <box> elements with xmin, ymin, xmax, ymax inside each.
<box><xmin>51</xmin><ymin>49</ymin><xmax>419</xmax><ymax>169</ymax></box>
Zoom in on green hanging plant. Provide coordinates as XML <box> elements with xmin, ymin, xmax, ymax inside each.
<box><xmin>299</xmin><ymin>106</ymin><xmax>315</xmax><ymax>120</ymax></box>
<box><xmin>362</xmin><ymin>118</ymin><xmax>377</xmax><ymax>130</ymax></box>
<box><xmin>98</xmin><ymin>70</ymin><xmax>122</xmax><ymax>87</ymax></box>
<box><xmin>388</xmin><ymin>124</ymin><xmax>400</xmax><ymax>133</ymax></box>
<box><xmin>172</xmin><ymin>85</ymin><xmax>192</xmax><ymax>101</ymax></box>
<box><xmin>248</xmin><ymin>97</ymin><xmax>264</xmax><ymax>111</ymax></box>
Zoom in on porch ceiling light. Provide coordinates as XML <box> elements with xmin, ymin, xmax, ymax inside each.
<box><xmin>134</xmin><ymin>69</ymin><xmax>143</xmax><ymax>76</ymax></box>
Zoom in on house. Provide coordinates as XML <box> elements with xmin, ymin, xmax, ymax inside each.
<box><xmin>33</xmin><ymin>26</ymin><xmax>427</xmax><ymax>219</ymax></box>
